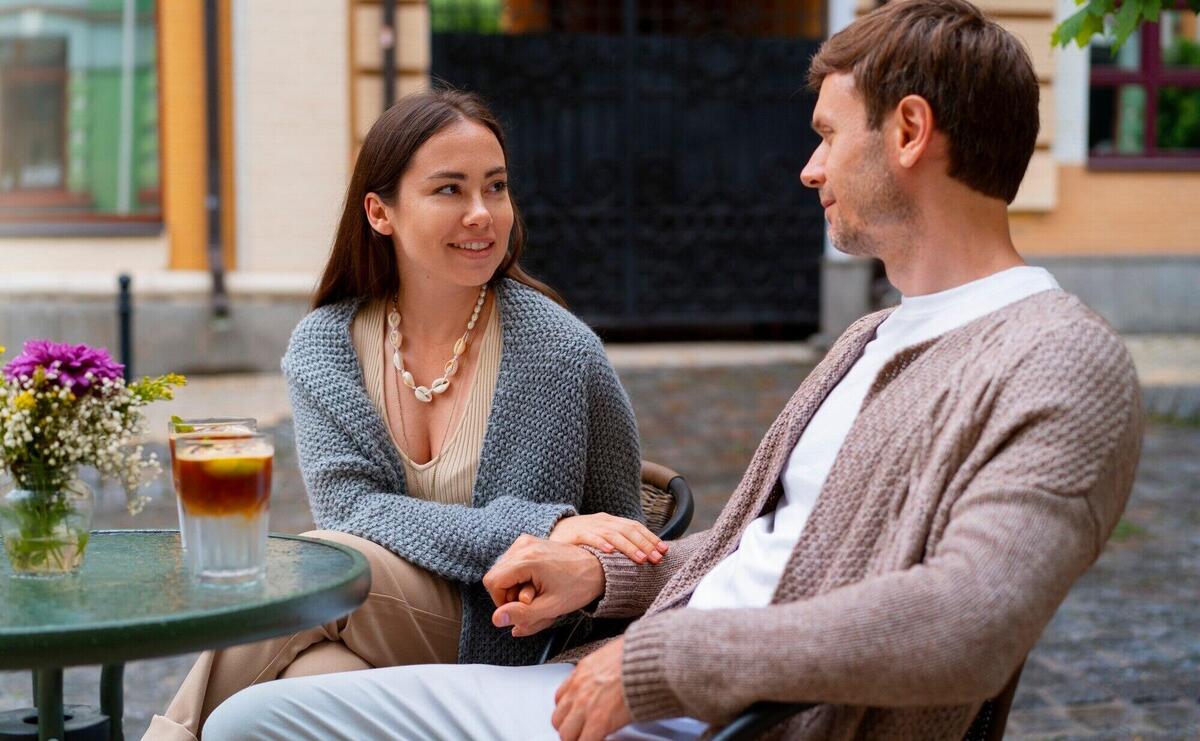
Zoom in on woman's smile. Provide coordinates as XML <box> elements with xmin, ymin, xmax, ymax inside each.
<box><xmin>449</xmin><ymin>239</ymin><xmax>496</xmax><ymax>259</ymax></box>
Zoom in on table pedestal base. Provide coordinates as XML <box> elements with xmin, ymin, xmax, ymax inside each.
<box><xmin>0</xmin><ymin>664</ymin><xmax>123</xmax><ymax>741</ymax></box>
<box><xmin>0</xmin><ymin>705</ymin><xmax>108</xmax><ymax>741</ymax></box>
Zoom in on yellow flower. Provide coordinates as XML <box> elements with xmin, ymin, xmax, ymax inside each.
<box><xmin>14</xmin><ymin>390</ymin><xmax>35</xmax><ymax>411</ymax></box>
<box><xmin>0</xmin><ymin>344</ymin><xmax>6</xmax><ymax>355</ymax></box>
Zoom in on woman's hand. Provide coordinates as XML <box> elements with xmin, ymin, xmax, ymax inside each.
<box><xmin>548</xmin><ymin>513</ymin><xmax>669</xmax><ymax>564</ymax></box>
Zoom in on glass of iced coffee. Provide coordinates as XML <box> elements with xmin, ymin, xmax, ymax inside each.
<box><xmin>167</xmin><ymin>417</ymin><xmax>257</xmax><ymax>565</ymax></box>
<box><xmin>174</xmin><ymin>431</ymin><xmax>273</xmax><ymax>585</ymax></box>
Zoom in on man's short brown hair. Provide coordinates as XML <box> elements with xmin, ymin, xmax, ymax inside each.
<box><xmin>809</xmin><ymin>0</ymin><xmax>1039</xmax><ymax>203</ymax></box>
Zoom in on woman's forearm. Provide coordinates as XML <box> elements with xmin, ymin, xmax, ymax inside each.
<box><xmin>291</xmin><ymin>381</ymin><xmax>576</xmax><ymax>582</ymax></box>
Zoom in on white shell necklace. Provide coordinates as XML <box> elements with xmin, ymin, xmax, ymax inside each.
<box><xmin>387</xmin><ymin>285</ymin><xmax>487</xmax><ymax>403</ymax></box>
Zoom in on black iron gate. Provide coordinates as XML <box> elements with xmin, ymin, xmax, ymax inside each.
<box><xmin>430</xmin><ymin>1</ymin><xmax>825</xmax><ymax>334</ymax></box>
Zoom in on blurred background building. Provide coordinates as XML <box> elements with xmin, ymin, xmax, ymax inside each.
<box><xmin>0</xmin><ymin>0</ymin><xmax>1197</xmax><ymax>374</ymax></box>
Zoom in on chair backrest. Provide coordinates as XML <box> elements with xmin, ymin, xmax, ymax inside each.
<box><xmin>639</xmin><ymin>461</ymin><xmax>694</xmax><ymax>540</ymax></box>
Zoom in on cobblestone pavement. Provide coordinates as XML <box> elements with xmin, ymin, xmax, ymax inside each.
<box><xmin>1004</xmin><ymin>421</ymin><xmax>1200</xmax><ymax>740</ymax></box>
<box><xmin>1</xmin><ymin>351</ymin><xmax>1197</xmax><ymax>739</ymax></box>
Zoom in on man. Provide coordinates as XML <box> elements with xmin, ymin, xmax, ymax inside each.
<box><xmin>205</xmin><ymin>0</ymin><xmax>1142</xmax><ymax>738</ymax></box>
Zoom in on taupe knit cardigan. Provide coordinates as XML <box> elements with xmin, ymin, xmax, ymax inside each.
<box><xmin>577</xmin><ymin>290</ymin><xmax>1143</xmax><ymax>740</ymax></box>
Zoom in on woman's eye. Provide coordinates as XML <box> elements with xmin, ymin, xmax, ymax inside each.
<box><xmin>436</xmin><ymin>184</ymin><xmax>459</xmax><ymax>195</ymax></box>
<box><xmin>489</xmin><ymin>180</ymin><xmax>508</xmax><ymax>193</ymax></box>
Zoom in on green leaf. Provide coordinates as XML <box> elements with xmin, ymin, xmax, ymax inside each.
<box><xmin>1076</xmin><ymin>12</ymin><xmax>1106</xmax><ymax>48</ymax></box>
<box><xmin>1112</xmin><ymin>0</ymin><xmax>1143</xmax><ymax>51</ymax></box>
<box><xmin>1053</xmin><ymin>6</ymin><xmax>1090</xmax><ymax>48</ymax></box>
<box><xmin>1145</xmin><ymin>0</ymin><xmax>1163</xmax><ymax>23</ymax></box>
<box><xmin>170</xmin><ymin>414</ymin><xmax>194</xmax><ymax>433</ymax></box>
<box><xmin>1053</xmin><ymin>3</ymin><xmax>1109</xmax><ymax>49</ymax></box>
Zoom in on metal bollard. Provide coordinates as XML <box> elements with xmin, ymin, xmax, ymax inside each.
<box><xmin>117</xmin><ymin>274</ymin><xmax>132</xmax><ymax>382</ymax></box>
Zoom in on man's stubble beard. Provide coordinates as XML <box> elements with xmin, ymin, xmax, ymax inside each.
<box><xmin>828</xmin><ymin>136</ymin><xmax>916</xmax><ymax>259</ymax></box>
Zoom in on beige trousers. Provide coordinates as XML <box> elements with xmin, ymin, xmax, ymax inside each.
<box><xmin>142</xmin><ymin>530</ymin><xmax>462</xmax><ymax>741</ymax></box>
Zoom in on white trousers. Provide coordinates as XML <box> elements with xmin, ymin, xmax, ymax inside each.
<box><xmin>203</xmin><ymin>663</ymin><xmax>708</xmax><ymax>741</ymax></box>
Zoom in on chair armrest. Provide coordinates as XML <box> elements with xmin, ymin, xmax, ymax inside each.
<box><xmin>537</xmin><ymin>614</ymin><xmax>635</xmax><ymax>664</ymax></box>
<box><xmin>537</xmin><ymin>616</ymin><xmax>590</xmax><ymax>664</ymax></box>
<box><xmin>709</xmin><ymin>702</ymin><xmax>814</xmax><ymax>741</ymax></box>
<box><xmin>657</xmin><ymin>475</ymin><xmax>694</xmax><ymax>541</ymax></box>
<box><xmin>640</xmin><ymin>461</ymin><xmax>679</xmax><ymax>491</ymax></box>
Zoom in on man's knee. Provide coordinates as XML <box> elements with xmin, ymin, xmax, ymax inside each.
<box><xmin>202</xmin><ymin>682</ymin><xmax>282</xmax><ymax>740</ymax></box>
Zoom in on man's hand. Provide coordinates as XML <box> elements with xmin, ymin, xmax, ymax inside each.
<box><xmin>483</xmin><ymin>534</ymin><xmax>606</xmax><ymax>637</ymax></box>
<box><xmin>552</xmin><ymin>638</ymin><xmax>632</xmax><ymax>741</ymax></box>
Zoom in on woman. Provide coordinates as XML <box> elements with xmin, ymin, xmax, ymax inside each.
<box><xmin>146</xmin><ymin>90</ymin><xmax>664</xmax><ymax>740</ymax></box>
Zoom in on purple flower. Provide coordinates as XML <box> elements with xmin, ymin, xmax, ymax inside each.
<box><xmin>3</xmin><ymin>340</ymin><xmax>125</xmax><ymax>392</ymax></box>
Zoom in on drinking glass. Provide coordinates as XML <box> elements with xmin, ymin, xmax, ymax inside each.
<box><xmin>174</xmin><ymin>432</ymin><xmax>273</xmax><ymax>585</ymax></box>
<box><xmin>167</xmin><ymin>417</ymin><xmax>257</xmax><ymax>563</ymax></box>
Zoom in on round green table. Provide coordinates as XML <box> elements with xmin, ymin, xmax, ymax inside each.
<box><xmin>0</xmin><ymin>530</ymin><xmax>370</xmax><ymax>741</ymax></box>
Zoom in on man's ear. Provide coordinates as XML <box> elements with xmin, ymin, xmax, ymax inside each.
<box><xmin>894</xmin><ymin>95</ymin><xmax>935</xmax><ymax>170</ymax></box>
<box><xmin>364</xmin><ymin>193</ymin><xmax>395</xmax><ymax>236</ymax></box>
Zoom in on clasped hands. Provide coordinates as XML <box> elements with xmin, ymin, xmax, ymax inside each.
<box><xmin>487</xmin><ymin>513</ymin><xmax>667</xmax><ymax>635</ymax></box>
<box><xmin>483</xmin><ymin>527</ymin><xmax>667</xmax><ymax>741</ymax></box>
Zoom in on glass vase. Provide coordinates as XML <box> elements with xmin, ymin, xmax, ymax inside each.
<box><xmin>0</xmin><ymin>465</ymin><xmax>94</xmax><ymax>577</ymax></box>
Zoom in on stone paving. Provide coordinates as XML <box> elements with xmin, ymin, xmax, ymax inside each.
<box><xmin>1004</xmin><ymin>421</ymin><xmax>1200</xmax><ymax>740</ymax></box>
<box><xmin>1</xmin><ymin>342</ymin><xmax>1198</xmax><ymax>739</ymax></box>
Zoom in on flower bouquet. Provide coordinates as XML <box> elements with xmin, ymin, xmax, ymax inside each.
<box><xmin>0</xmin><ymin>341</ymin><xmax>184</xmax><ymax>577</ymax></box>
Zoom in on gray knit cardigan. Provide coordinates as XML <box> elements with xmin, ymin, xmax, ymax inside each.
<box><xmin>281</xmin><ymin>278</ymin><xmax>642</xmax><ymax>666</ymax></box>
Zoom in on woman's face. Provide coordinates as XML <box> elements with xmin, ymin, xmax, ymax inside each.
<box><xmin>371</xmin><ymin>119</ymin><xmax>513</xmax><ymax>289</ymax></box>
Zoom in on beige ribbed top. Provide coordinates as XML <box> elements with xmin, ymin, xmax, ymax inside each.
<box><xmin>350</xmin><ymin>297</ymin><xmax>501</xmax><ymax>505</ymax></box>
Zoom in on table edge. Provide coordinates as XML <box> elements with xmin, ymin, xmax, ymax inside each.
<box><xmin>0</xmin><ymin>530</ymin><xmax>371</xmax><ymax>670</ymax></box>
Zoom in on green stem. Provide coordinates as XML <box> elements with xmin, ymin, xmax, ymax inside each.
<box><xmin>2</xmin><ymin>464</ymin><xmax>87</xmax><ymax>572</ymax></box>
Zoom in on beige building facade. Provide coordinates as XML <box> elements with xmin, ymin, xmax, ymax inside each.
<box><xmin>1</xmin><ymin>0</ymin><xmax>350</xmax><ymax>278</ymax></box>
<box><xmin>0</xmin><ymin>0</ymin><xmax>1196</xmax><ymax>374</ymax></box>
<box><xmin>825</xmin><ymin>0</ymin><xmax>1200</xmax><ymax>336</ymax></box>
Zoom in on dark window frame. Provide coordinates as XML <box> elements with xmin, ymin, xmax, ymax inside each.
<box><xmin>1089</xmin><ymin>10</ymin><xmax>1200</xmax><ymax>170</ymax></box>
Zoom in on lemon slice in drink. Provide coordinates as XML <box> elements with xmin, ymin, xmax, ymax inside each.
<box><xmin>202</xmin><ymin>456</ymin><xmax>269</xmax><ymax>478</ymax></box>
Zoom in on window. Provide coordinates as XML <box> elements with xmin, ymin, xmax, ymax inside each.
<box><xmin>1089</xmin><ymin>9</ymin><xmax>1200</xmax><ymax>169</ymax></box>
<box><xmin>0</xmin><ymin>1</ymin><xmax>160</xmax><ymax>229</ymax></box>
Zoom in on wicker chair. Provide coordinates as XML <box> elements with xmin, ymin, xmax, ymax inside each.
<box><xmin>709</xmin><ymin>661</ymin><xmax>1026</xmax><ymax>741</ymax></box>
<box><xmin>636</xmin><ymin>460</ymin><xmax>694</xmax><ymax>541</ymax></box>
<box><xmin>536</xmin><ymin>461</ymin><xmax>694</xmax><ymax>664</ymax></box>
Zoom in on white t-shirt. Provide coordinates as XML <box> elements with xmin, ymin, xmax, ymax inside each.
<box><xmin>687</xmin><ymin>266</ymin><xmax>1060</xmax><ymax>611</ymax></box>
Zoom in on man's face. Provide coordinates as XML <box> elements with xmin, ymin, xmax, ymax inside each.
<box><xmin>800</xmin><ymin>73</ymin><xmax>914</xmax><ymax>257</ymax></box>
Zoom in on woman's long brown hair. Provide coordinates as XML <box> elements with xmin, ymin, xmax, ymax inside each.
<box><xmin>312</xmin><ymin>89</ymin><xmax>564</xmax><ymax>309</ymax></box>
